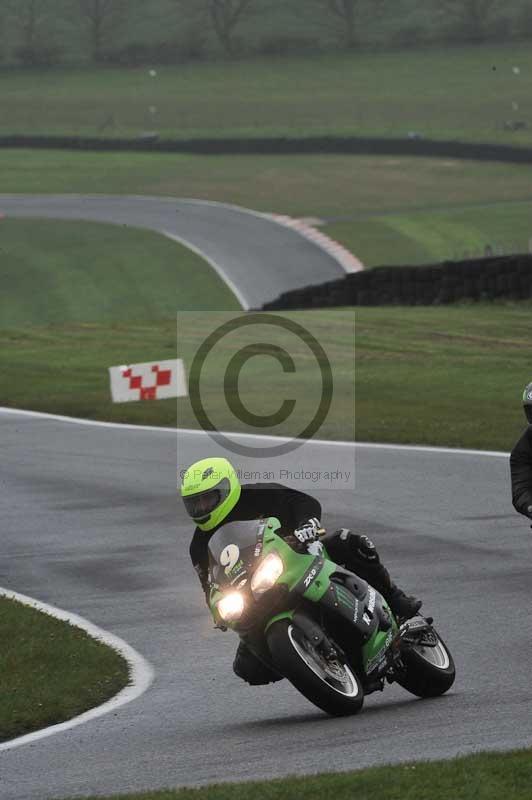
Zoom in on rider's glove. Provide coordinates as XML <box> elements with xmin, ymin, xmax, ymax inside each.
<box><xmin>293</xmin><ymin>517</ymin><xmax>321</xmax><ymax>544</ymax></box>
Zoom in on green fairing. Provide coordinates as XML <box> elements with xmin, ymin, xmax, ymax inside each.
<box><xmin>206</xmin><ymin>515</ymin><xmax>454</xmax><ymax>714</ymax></box>
<box><xmin>209</xmin><ymin>517</ymin><xmax>329</xmax><ymax>624</ymax></box>
<box><xmin>208</xmin><ymin>516</ymin><xmax>399</xmax><ymax>678</ymax></box>
<box><xmin>362</xmin><ymin>600</ymin><xmax>398</xmax><ymax>673</ymax></box>
<box><xmin>302</xmin><ymin>559</ymin><xmax>337</xmax><ymax>602</ymax></box>
<box><xmin>263</xmin><ymin>557</ymin><xmax>336</xmax><ymax>632</ymax></box>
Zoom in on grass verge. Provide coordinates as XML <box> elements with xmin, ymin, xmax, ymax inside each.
<box><xmin>2</xmin><ymin>150</ymin><xmax>532</xmax><ymax>267</ymax></box>
<box><xmin>3</xmin><ymin>44</ymin><xmax>532</xmax><ymax>146</ymax></box>
<box><xmin>54</xmin><ymin>748</ymin><xmax>532</xmax><ymax>800</ymax></box>
<box><xmin>325</xmin><ymin>200</ymin><xmax>532</xmax><ymax>266</ymax></box>
<box><xmin>0</xmin><ymin>596</ymin><xmax>129</xmax><ymax>743</ymax></box>
<box><xmin>1</xmin><ymin>305</ymin><xmax>528</xmax><ymax>451</ymax></box>
<box><xmin>0</xmin><ymin>219</ymin><xmax>239</xmax><ymax>327</ymax></box>
<box><xmin>2</xmin><ymin>151</ymin><xmax>532</xmax><ymax>219</ymax></box>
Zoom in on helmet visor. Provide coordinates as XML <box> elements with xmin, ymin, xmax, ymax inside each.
<box><xmin>183</xmin><ymin>477</ymin><xmax>231</xmax><ymax>522</ymax></box>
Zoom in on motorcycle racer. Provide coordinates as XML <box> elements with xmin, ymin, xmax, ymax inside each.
<box><xmin>510</xmin><ymin>381</ymin><xmax>532</xmax><ymax>520</ymax></box>
<box><xmin>180</xmin><ymin>456</ymin><xmax>422</xmax><ymax>685</ymax></box>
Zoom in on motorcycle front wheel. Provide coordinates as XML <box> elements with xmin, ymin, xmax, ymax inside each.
<box><xmin>396</xmin><ymin>627</ymin><xmax>455</xmax><ymax>698</ymax></box>
<box><xmin>266</xmin><ymin>619</ymin><xmax>364</xmax><ymax>716</ymax></box>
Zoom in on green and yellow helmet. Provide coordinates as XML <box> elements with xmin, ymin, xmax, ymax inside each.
<box><xmin>180</xmin><ymin>457</ymin><xmax>241</xmax><ymax>532</ymax></box>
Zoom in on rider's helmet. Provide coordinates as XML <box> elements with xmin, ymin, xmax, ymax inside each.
<box><xmin>180</xmin><ymin>457</ymin><xmax>241</xmax><ymax>532</ymax></box>
<box><xmin>523</xmin><ymin>382</ymin><xmax>532</xmax><ymax>424</ymax></box>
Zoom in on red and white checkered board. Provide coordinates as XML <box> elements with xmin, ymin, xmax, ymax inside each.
<box><xmin>109</xmin><ymin>359</ymin><xmax>187</xmax><ymax>403</ymax></box>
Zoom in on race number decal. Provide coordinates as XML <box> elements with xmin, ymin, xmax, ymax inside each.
<box><xmin>220</xmin><ymin>544</ymin><xmax>240</xmax><ymax>575</ymax></box>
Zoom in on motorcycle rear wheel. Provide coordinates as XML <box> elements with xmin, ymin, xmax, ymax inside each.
<box><xmin>267</xmin><ymin>619</ymin><xmax>364</xmax><ymax>716</ymax></box>
<box><xmin>396</xmin><ymin>628</ymin><xmax>455</xmax><ymax>698</ymax></box>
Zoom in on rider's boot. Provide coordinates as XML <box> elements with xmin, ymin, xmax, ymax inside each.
<box><xmin>385</xmin><ymin>585</ymin><xmax>422</xmax><ymax>622</ymax></box>
<box><xmin>360</xmin><ymin>558</ymin><xmax>422</xmax><ymax>622</ymax></box>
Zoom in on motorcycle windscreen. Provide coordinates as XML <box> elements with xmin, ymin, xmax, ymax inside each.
<box><xmin>208</xmin><ymin>519</ymin><xmax>266</xmax><ymax>586</ymax></box>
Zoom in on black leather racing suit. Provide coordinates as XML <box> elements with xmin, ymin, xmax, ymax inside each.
<box><xmin>189</xmin><ymin>482</ymin><xmax>400</xmax><ymax>685</ymax></box>
<box><xmin>510</xmin><ymin>427</ymin><xmax>532</xmax><ymax>519</ymax></box>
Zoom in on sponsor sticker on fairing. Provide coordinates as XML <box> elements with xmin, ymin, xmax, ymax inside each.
<box><xmin>303</xmin><ymin>568</ymin><xmax>318</xmax><ymax>588</ymax></box>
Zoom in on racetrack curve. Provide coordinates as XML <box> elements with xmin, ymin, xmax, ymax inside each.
<box><xmin>0</xmin><ymin>195</ymin><xmax>348</xmax><ymax>310</ymax></box>
<box><xmin>1</xmin><ymin>409</ymin><xmax>531</xmax><ymax>800</ymax></box>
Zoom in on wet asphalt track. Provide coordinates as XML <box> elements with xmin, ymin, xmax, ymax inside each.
<box><xmin>0</xmin><ymin>195</ymin><xmax>347</xmax><ymax>309</ymax></box>
<box><xmin>1</xmin><ymin>410</ymin><xmax>531</xmax><ymax>800</ymax></box>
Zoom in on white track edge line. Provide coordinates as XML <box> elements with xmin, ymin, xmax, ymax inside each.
<box><xmin>0</xmin><ymin>406</ymin><xmax>509</xmax><ymax>458</ymax></box>
<box><xmin>0</xmin><ymin>588</ymin><xmax>155</xmax><ymax>752</ymax></box>
<box><xmin>160</xmin><ymin>230</ymin><xmax>249</xmax><ymax>310</ymax></box>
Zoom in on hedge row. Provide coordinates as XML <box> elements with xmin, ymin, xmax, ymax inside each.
<box><xmin>262</xmin><ymin>255</ymin><xmax>532</xmax><ymax>310</ymax></box>
<box><xmin>2</xmin><ymin>134</ymin><xmax>532</xmax><ymax>163</ymax></box>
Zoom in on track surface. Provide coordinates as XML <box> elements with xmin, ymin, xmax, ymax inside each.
<box><xmin>1</xmin><ymin>410</ymin><xmax>531</xmax><ymax>800</ymax></box>
<box><xmin>0</xmin><ymin>195</ymin><xmax>347</xmax><ymax>309</ymax></box>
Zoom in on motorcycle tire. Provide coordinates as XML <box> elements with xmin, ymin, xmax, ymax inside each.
<box><xmin>396</xmin><ymin>628</ymin><xmax>455</xmax><ymax>698</ymax></box>
<box><xmin>266</xmin><ymin>618</ymin><xmax>364</xmax><ymax>716</ymax></box>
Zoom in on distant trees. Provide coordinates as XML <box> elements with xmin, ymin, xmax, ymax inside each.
<box><xmin>173</xmin><ymin>0</ymin><xmax>252</xmax><ymax>57</ymax></box>
<box><xmin>79</xmin><ymin>0</ymin><xmax>126</xmax><ymax>61</ymax></box>
<box><xmin>10</xmin><ymin>0</ymin><xmax>48</xmax><ymax>50</ymax></box>
<box><xmin>317</xmin><ymin>1</ymin><xmax>387</xmax><ymax>49</ymax></box>
<box><xmin>207</xmin><ymin>0</ymin><xmax>254</xmax><ymax>55</ymax></box>
<box><xmin>0</xmin><ymin>0</ymin><xmax>526</xmax><ymax>67</ymax></box>
<box><xmin>324</xmin><ymin>0</ymin><xmax>357</xmax><ymax>48</ymax></box>
<box><xmin>439</xmin><ymin>0</ymin><xmax>501</xmax><ymax>40</ymax></box>
<box><xmin>6</xmin><ymin>0</ymin><xmax>64</xmax><ymax>64</ymax></box>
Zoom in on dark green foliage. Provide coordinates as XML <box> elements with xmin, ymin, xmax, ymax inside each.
<box><xmin>264</xmin><ymin>256</ymin><xmax>532</xmax><ymax>309</ymax></box>
<box><xmin>0</xmin><ymin>0</ymin><xmax>529</xmax><ymax>65</ymax></box>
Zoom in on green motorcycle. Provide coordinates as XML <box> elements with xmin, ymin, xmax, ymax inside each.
<box><xmin>208</xmin><ymin>517</ymin><xmax>455</xmax><ymax>716</ymax></box>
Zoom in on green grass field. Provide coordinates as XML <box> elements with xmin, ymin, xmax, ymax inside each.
<box><xmin>54</xmin><ymin>748</ymin><xmax>532</xmax><ymax>800</ymax></box>
<box><xmin>326</xmin><ymin>200</ymin><xmax>532</xmax><ymax>266</ymax></box>
<box><xmin>0</xmin><ymin>219</ymin><xmax>239</xmax><ymax>327</ymax></box>
<box><xmin>4</xmin><ymin>151</ymin><xmax>532</xmax><ymax>217</ymax></box>
<box><xmin>1</xmin><ymin>151</ymin><xmax>530</xmax><ymax>451</ymax></box>
<box><xmin>1</xmin><ymin>306</ymin><xmax>528</xmax><ymax>451</ymax></box>
<box><xmin>0</xmin><ymin>596</ymin><xmax>128</xmax><ymax>742</ymax></box>
<box><xmin>2</xmin><ymin>44</ymin><xmax>532</xmax><ymax>145</ymax></box>
<box><xmin>2</xmin><ymin>149</ymin><xmax>532</xmax><ymax>267</ymax></box>
<box><xmin>0</xmin><ymin>219</ymin><xmax>240</xmax><ymax>327</ymax></box>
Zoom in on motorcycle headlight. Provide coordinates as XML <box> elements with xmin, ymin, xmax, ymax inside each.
<box><xmin>251</xmin><ymin>553</ymin><xmax>284</xmax><ymax>596</ymax></box>
<box><xmin>217</xmin><ymin>592</ymin><xmax>244</xmax><ymax>622</ymax></box>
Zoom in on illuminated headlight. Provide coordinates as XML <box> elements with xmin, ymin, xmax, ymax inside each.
<box><xmin>217</xmin><ymin>592</ymin><xmax>244</xmax><ymax>622</ymax></box>
<box><xmin>251</xmin><ymin>553</ymin><xmax>284</xmax><ymax>596</ymax></box>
